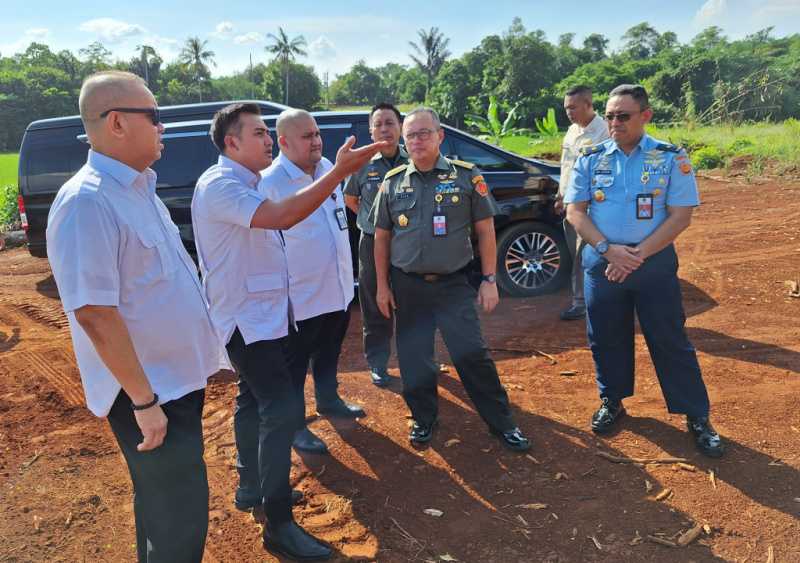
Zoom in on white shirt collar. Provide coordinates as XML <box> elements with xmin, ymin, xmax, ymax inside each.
<box><xmin>218</xmin><ymin>155</ymin><xmax>260</xmax><ymax>188</ymax></box>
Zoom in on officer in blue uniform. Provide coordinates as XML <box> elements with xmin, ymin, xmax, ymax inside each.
<box><xmin>565</xmin><ymin>84</ymin><xmax>724</xmax><ymax>458</ymax></box>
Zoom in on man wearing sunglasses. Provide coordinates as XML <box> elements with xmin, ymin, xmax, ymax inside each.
<box><xmin>46</xmin><ymin>71</ymin><xmax>229</xmax><ymax>561</ymax></box>
<box><xmin>565</xmin><ymin>84</ymin><xmax>724</xmax><ymax>458</ymax></box>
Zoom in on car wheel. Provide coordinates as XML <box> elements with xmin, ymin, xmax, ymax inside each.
<box><xmin>496</xmin><ymin>221</ymin><xmax>570</xmax><ymax>297</ymax></box>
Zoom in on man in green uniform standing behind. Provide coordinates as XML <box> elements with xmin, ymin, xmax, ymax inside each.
<box><xmin>344</xmin><ymin>103</ymin><xmax>408</xmax><ymax>387</ymax></box>
<box><xmin>373</xmin><ymin>107</ymin><xmax>530</xmax><ymax>452</ymax></box>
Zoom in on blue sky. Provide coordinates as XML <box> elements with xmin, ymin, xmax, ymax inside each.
<box><xmin>2</xmin><ymin>0</ymin><xmax>799</xmax><ymax>78</ymax></box>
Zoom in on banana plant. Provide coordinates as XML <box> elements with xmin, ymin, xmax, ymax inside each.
<box><xmin>465</xmin><ymin>95</ymin><xmax>529</xmax><ymax>145</ymax></box>
<box><xmin>534</xmin><ymin>107</ymin><xmax>559</xmax><ymax>138</ymax></box>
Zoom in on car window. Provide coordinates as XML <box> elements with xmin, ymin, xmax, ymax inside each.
<box><xmin>318</xmin><ymin>123</ymin><xmax>353</xmax><ymax>163</ymax></box>
<box><xmin>152</xmin><ymin>133</ymin><xmax>220</xmax><ymax>189</ymax></box>
<box><xmin>24</xmin><ymin>138</ymin><xmax>88</xmax><ymax>194</ymax></box>
<box><xmin>449</xmin><ymin>137</ymin><xmax>523</xmax><ymax>172</ymax></box>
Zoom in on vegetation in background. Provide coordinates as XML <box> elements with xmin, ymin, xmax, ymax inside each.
<box><xmin>464</xmin><ymin>95</ymin><xmax>528</xmax><ymax>145</ymax></box>
<box><xmin>0</xmin><ymin>153</ymin><xmax>20</xmax><ymax>230</ymax></box>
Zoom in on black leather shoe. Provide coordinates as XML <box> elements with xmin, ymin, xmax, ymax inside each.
<box><xmin>491</xmin><ymin>426</ymin><xmax>531</xmax><ymax>452</ymax></box>
<box><xmin>293</xmin><ymin>427</ymin><xmax>328</xmax><ymax>454</ymax></box>
<box><xmin>591</xmin><ymin>398</ymin><xmax>626</xmax><ymax>434</ymax></box>
<box><xmin>370</xmin><ymin>368</ymin><xmax>391</xmax><ymax>388</ymax></box>
<box><xmin>687</xmin><ymin>416</ymin><xmax>725</xmax><ymax>458</ymax></box>
<box><xmin>263</xmin><ymin>520</ymin><xmax>332</xmax><ymax>561</ymax></box>
<box><xmin>560</xmin><ymin>305</ymin><xmax>586</xmax><ymax>321</ymax></box>
<box><xmin>409</xmin><ymin>419</ymin><xmax>438</xmax><ymax>444</ymax></box>
<box><xmin>316</xmin><ymin>397</ymin><xmax>365</xmax><ymax>418</ymax></box>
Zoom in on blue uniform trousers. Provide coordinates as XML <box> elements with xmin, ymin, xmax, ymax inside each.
<box><xmin>583</xmin><ymin>244</ymin><xmax>710</xmax><ymax>417</ymax></box>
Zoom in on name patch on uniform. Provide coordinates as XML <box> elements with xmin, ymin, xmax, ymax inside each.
<box><xmin>636</xmin><ymin>194</ymin><xmax>653</xmax><ymax>220</ymax></box>
<box><xmin>433</xmin><ymin>214</ymin><xmax>447</xmax><ymax>236</ymax></box>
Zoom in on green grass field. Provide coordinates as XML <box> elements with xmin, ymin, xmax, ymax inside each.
<box><xmin>1</xmin><ymin>153</ymin><xmax>20</xmax><ymax>230</ymax></box>
<box><xmin>0</xmin><ymin>153</ymin><xmax>18</xmax><ymax>187</ymax></box>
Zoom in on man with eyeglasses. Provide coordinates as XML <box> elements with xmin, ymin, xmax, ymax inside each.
<box><xmin>565</xmin><ymin>84</ymin><xmax>725</xmax><ymax>458</ymax></box>
<box><xmin>46</xmin><ymin>71</ymin><xmax>229</xmax><ymax>561</ymax></box>
<box><xmin>373</xmin><ymin>107</ymin><xmax>530</xmax><ymax>452</ymax></box>
<box><xmin>260</xmin><ymin>109</ymin><xmax>365</xmax><ymax>457</ymax></box>
<box><xmin>343</xmin><ymin>102</ymin><xmax>408</xmax><ymax>388</ymax></box>
<box><xmin>556</xmin><ymin>85</ymin><xmax>609</xmax><ymax>321</ymax></box>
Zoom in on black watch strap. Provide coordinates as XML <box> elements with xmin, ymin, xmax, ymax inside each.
<box><xmin>481</xmin><ymin>274</ymin><xmax>497</xmax><ymax>283</ymax></box>
<box><xmin>131</xmin><ymin>393</ymin><xmax>159</xmax><ymax>411</ymax></box>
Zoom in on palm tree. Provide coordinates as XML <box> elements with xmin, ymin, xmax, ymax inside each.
<box><xmin>135</xmin><ymin>44</ymin><xmax>160</xmax><ymax>88</ymax></box>
<box><xmin>179</xmin><ymin>37</ymin><xmax>216</xmax><ymax>101</ymax></box>
<box><xmin>409</xmin><ymin>27</ymin><xmax>451</xmax><ymax>101</ymax></box>
<box><xmin>266</xmin><ymin>27</ymin><xmax>307</xmax><ymax>105</ymax></box>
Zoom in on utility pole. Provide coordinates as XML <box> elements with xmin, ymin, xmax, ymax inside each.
<box><xmin>249</xmin><ymin>53</ymin><xmax>254</xmax><ymax>99</ymax></box>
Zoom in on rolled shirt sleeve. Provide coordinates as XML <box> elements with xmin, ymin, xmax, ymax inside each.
<box><xmin>666</xmin><ymin>149</ymin><xmax>701</xmax><ymax>207</ymax></box>
<box><xmin>563</xmin><ymin>154</ymin><xmax>592</xmax><ymax>204</ymax></box>
<box><xmin>47</xmin><ymin>194</ymin><xmax>121</xmax><ymax>313</ymax></box>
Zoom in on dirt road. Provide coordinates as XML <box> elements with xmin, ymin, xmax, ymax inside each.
<box><xmin>1</xmin><ymin>177</ymin><xmax>798</xmax><ymax>562</ymax></box>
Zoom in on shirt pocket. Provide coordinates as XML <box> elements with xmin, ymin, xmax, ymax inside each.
<box><xmin>245</xmin><ymin>273</ymin><xmax>286</xmax><ymax>315</ymax></box>
<box><xmin>132</xmin><ymin>226</ymin><xmax>176</xmax><ymax>282</ymax></box>
<box><xmin>389</xmin><ymin>196</ymin><xmax>417</xmax><ymax>226</ymax></box>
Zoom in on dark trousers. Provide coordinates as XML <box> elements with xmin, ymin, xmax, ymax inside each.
<box><xmin>583</xmin><ymin>244</ymin><xmax>710</xmax><ymax>417</ymax></box>
<box><xmin>106</xmin><ymin>389</ymin><xmax>208</xmax><ymax>563</ymax></box>
<box><xmin>226</xmin><ymin>329</ymin><xmax>297</xmax><ymax>524</ymax></box>
<box><xmin>358</xmin><ymin>233</ymin><xmax>393</xmax><ymax>371</ymax></box>
<box><xmin>290</xmin><ymin>308</ymin><xmax>351</xmax><ymax>428</ymax></box>
<box><xmin>391</xmin><ymin>268</ymin><xmax>515</xmax><ymax>431</ymax></box>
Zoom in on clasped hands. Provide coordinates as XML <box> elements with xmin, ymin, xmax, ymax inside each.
<box><xmin>603</xmin><ymin>244</ymin><xmax>645</xmax><ymax>283</ymax></box>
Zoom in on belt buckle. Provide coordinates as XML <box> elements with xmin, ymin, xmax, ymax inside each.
<box><xmin>422</xmin><ymin>274</ymin><xmax>438</xmax><ymax>282</ymax></box>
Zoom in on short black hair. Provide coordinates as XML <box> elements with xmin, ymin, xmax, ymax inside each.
<box><xmin>565</xmin><ymin>85</ymin><xmax>592</xmax><ymax>98</ymax></box>
<box><xmin>210</xmin><ymin>103</ymin><xmax>261</xmax><ymax>153</ymax></box>
<box><xmin>609</xmin><ymin>84</ymin><xmax>650</xmax><ymax>111</ymax></box>
<box><xmin>370</xmin><ymin>102</ymin><xmax>402</xmax><ymax>126</ymax></box>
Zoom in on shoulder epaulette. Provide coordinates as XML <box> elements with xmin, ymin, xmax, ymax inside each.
<box><xmin>383</xmin><ymin>164</ymin><xmax>408</xmax><ymax>180</ymax></box>
<box><xmin>655</xmin><ymin>142</ymin><xmax>680</xmax><ymax>153</ymax></box>
<box><xmin>579</xmin><ymin>144</ymin><xmax>604</xmax><ymax>156</ymax></box>
<box><xmin>449</xmin><ymin>159</ymin><xmax>475</xmax><ymax>170</ymax></box>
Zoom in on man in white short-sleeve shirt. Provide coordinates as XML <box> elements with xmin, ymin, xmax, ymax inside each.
<box><xmin>556</xmin><ymin>85</ymin><xmax>609</xmax><ymax>321</ymax></box>
<box><xmin>192</xmin><ymin>103</ymin><xmax>384</xmax><ymax>561</ymax></box>
<box><xmin>46</xmin><ymin>70</ymin><xmax>227</xmax><ymax>562</ymax></box>
<box><xmin>260</xmin><ymin>109</ymin><xmax>362</xmax><ymax>457</ymax></box>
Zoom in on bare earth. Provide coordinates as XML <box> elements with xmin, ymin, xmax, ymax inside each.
<box><xmin>1</xmin><ymin>177</ymin><xmax>798</xmax><ymax>563</ymax></box>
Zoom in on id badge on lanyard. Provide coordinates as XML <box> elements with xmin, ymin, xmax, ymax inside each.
<box><xmin>636</xmin><ymin>193</ymin><xmax>654</xmax><ymax>220</ymax></box>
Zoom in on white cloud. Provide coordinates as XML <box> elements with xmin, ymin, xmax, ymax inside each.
<box><xmin>309</xmin><ymin>36</ymin><xmax>336</xmax><ymax>59</ymax></box>
<box><xmin>234</xmin><ymin>32</ymin><xmax>264</xmax><ymax>45</ymax></box>
<box><xmin>756</xmin><ymin>0</ymin><xmax>800</xmax><ymax>16</ymax></box>
<box><xmin>694</xmin><ymin>0</ymin><xmax>728</xmax><ymax>25</ymax></box>
<box><xmin>79</xmin><ymin>18</ymin><xmax>145</xmax><ymax>44</ymax></box>
<box><xmin>25</xmin><ymin>28</ymin><xmax>50</xmax><ymax>40</ymax></box>
<box><xmin>211</xmin><ymin>21</ymin><xmax>235</xmax><ymax>39</ymax></box>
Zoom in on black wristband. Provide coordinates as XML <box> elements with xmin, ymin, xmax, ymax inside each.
<box><xmin>131</xmin><ymin>393</ymin><xmax>159</xmax><ymax>411</ymax></box>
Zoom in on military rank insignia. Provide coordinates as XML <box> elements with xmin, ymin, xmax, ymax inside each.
<box><xmin>398</xmin><ymin>214</ymin><xmax>409</xmax><ymax>227</ymax></box>
<box><xmin>472</xmin><ymin>175</ymin><xmax>489</xmax><ymax>197</ymax></box>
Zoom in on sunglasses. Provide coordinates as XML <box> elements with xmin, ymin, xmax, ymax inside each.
<box><xmin>605</xmin><ymin>112</ymin><xmax>640</xmax><ymax>123</ymax></box>
<box><xmin>404</xmin><ymin>128</ymin><xmax>437</xmax><ymax>141</ymax></box>
<box><xmin>100</xmin><ymin>107</ymin><xmax>161</xmax><ymax>125</ymax></box>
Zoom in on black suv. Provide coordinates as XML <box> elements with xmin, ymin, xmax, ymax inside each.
<box><xmin>17</xmin><ymin>101</ymin><xmax>567</xmax><ymax>297</ymax></box>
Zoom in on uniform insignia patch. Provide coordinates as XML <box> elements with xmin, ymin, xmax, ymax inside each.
<box><xmin>594</xmin><ymin>189</ymin><xmax>606</xmax><ymax>202</ymax></box>
<box><xmin>367</xmin><ymin>171</ymin><xmax>380</xmax><ymax>177</ymax></box>
<box><xmin>451</xmin><ymin>195</ymin><xmax>460</xmax><ymax>203</ymax></box>
<box><xmin>384</xmin><ymin>164</ymin><xmax>408</xmax><ymax>180</ymax></box>
<box><xmin>653</xmin><ymin>188</ymin><xmax>662</xmax><ymax>197</ymax></box>
<box><xmin>580</xmin><ymin>144</ymin><xmax>604</xmax><ymax>156</ymax></box>
<box><xmin>680</xmin><ymin>162</ymin><xmax>692</xmax><ymax>175</ymax></box>
<box><xmin>450</xmin><ymin>159</ymin><xmax>475</xmax><ymax>170</ymax></box>
<box><xmin>398</xmin><ymin>214</ymin><xmax>409</xmax><ymax>227</ymax></box>
<box><xmin>475</xmin><ymin>181</ymin><xmax>489</xmax><ymax>197</ymax></box>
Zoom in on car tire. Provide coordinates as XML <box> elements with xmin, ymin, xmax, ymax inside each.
<box><xmin>496</xmin><ymin>221</ymin><xmax>570</xmax><ymax>297</ymax></box>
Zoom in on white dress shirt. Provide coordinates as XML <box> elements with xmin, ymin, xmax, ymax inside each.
<box><xmin>192</xmin><ymin>155</ymin><xmax>291</xmax><ymax>345</ymax></box>
<box><xmin>259</xmin><ymin>154</ymin><xmax>354</xmax><ymax>322</ymax></box>
<box><xmin>559</xmin><ymin>113</ymin><xmax>610</xmax><ymax>197</ymax></box>
<box><xmin>46</xmin><ymin>150</ymin><xmax>229</xmax><ymax>417</ymax></box>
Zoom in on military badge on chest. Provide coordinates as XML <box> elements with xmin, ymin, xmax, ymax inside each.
<box><xmin>591</xmin><ymin>155</ymin><xmax>613</xmax><ymax>202</ymax></box>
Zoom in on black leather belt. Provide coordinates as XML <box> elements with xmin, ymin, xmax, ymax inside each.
<box><xmin>398</xmin><ymin>268</ymin><xmax>467</xmax><ymax>282</ymax></box>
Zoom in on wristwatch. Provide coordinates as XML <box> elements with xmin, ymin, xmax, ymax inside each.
<box><xmin>481</xmin><ymin>274</ymin><xmax>497</xmax><ymax>284</ymax></box>
<box><xmin>594</xmin><ymin>240</ymin><xmax>610</xmax><ymax>255</ymax></box>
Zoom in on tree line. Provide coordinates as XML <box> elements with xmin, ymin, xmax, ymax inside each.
<box><xmin>1</xmin><ymin>18</ymin><xmax>799</xmax><ymax>151</ymax></box>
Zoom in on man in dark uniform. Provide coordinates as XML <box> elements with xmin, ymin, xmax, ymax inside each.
<box><xmin>344</xmin><ymin>103</ymin><xmax>408</xmax><ymax>387</ymax></box>
<box><xmin>373</xmin><ymin>107</ymin><xmax>530</xmax><ymax>452</ymax></box>
<box><xmin>565</xmin><ymin>84</ymin><xmax>725</xmax><ymax>458</ymax></box>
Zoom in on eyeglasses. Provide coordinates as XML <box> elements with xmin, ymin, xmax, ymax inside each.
<box><xmin>605</xmin><ymin>111</ymin><xmax>642</xmax><ymax>123</ymax></box>
<box><xmin>404</xmin><ymin>128</ymin><xmax>437</xmax><ymax>141</ymax></box>
<box><xmin>100</xmin><ymin>107</ymin><xmax>161</xmax><ymax>125</ymax></box>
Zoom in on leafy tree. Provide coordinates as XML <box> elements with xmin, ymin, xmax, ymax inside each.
<box><xmin>409</xmin><ymin>27</ymin><xmax>451</xmax><ymax>101</ymax></box>
<box><xmin>262</xmin><ymin>60</ymin><xmax>320</xmax><ymax>109</ymax></box>
<box><xmin>582</xmin><ymin>34</ymin><xmax>609</xmax><ymax>62</ymax></box>
<box><xmin>178</xmin><ymin>37</ymin><xmax>216</xmax><ymax>101</ymax></box>
<box><xmin>266</xmin><ymin>28</ymin><xmax>307</xmax><ymax>105</ymax></box>
<box><xmin>79</xmin><ymin>41</ymin><xmax>113</xmax><ymax>73</ymax></box>
<box><xmin>621</xmin><ymin>22</ymin><xmax>661</xmax><ymax>60</ymax></box>
<box><xmin>329</xmin><ymin>60</ymin><xmax>385</xmax><ymax>105</ymax></box>
<box><xmin>465</xmin><ymin>95</ymin><xmax>527</xmax><ymax>144</ymax></box>
<box><xmin>131</xmin><ymin>45</ymin><xmax>162</xmax><ymax>89</ymax></box>
<box><xmin>429</xmin><ymin>59</ymin><xmax>471</xmax><ymax>127</ymax></box>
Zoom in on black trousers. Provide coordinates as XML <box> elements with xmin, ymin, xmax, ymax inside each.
<box><xmin>226</xmin><ymin>329</ymin><xmax>297</xmax><ymax>524</ymax></box>
<box><xmin>290</xmin><ymin>308</ymin><xmax>351</xmax><ymax>428</ymax></box>
<box><xmin>106</xmin><ymin>389</ymin><xmax>208</xmax><ymax>563</ymax></box>
<box><xmin>358</xmin><ymin>233</ymin><xmax>393</xmax><ymax>371</ymax></box>
<box><xmin>391</xmin><ymin>268</ymin><xmax>515</xmax><ymax>432</ymax></box>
